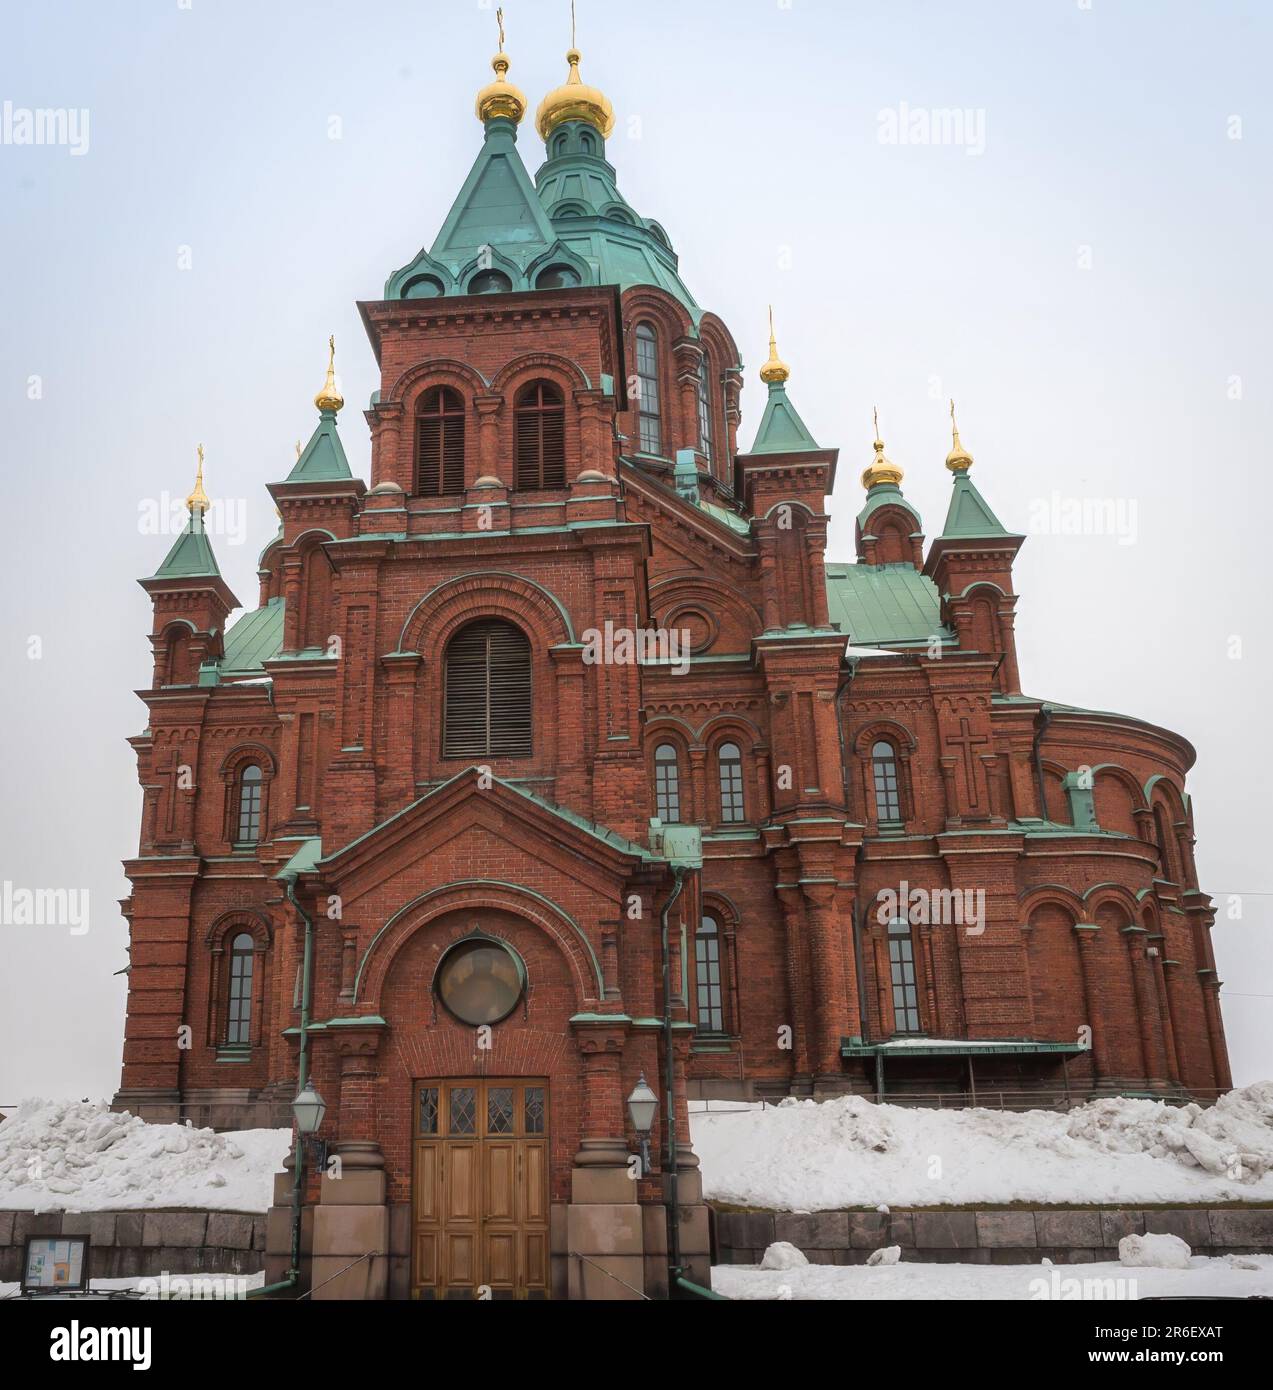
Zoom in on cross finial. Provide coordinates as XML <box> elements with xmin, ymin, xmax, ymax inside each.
<box><xmin>873</xmin><ymin>406</ymin><xmax>881</xmax><ymax>444</ymax></box>
<box><xmin>946</xmin><ymin>398</ymin><xmax>973</xmax><ymax>472</ymax></box>
<box><xmin>295</xmin><ymin>439</ymin><xmax>302</xmax><ymax>462</ymax></box>
<box><xmin>497</xmin><ymin>6</ymin><xmax>506</xmax><ymax>52</ymax></box>
<box><xmin>186</xmin><ymin>443</ymin><xmax>211</xmax><ymax>516</ymax></box>
<box><xmin>571</xmin><ymin>0</ymin><xmax>577</xmax><ymax>50</ymax></box>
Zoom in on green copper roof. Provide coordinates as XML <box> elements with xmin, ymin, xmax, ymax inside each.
<box><xmin>825</xmin><ymin>563</ymin><xmax>953</xmax><ymax>646</ymax></box>
<box><xmin>152</xmin><ymin>515</ymin><xmax>221</xmax><ymax>581</ymax></box>
<box><xmin>221</xmin><ymin>597</ymin><xmax>284</xmax><ymax>674</ymax></box>
<box><xmin>857</xmin><ymin>482</ymin><xmax>922</xmax><ymax>532</ymax></box>
<box><xmin>941</xmin><ymin>472</ymin><xmax>1008</xmax><ymax>539</ymax></box>
<box><xmin>287</xmin><ymin>410</ymin><xmax>351</xmax><ymax>483</ymax></box>
<box><xmin>386</xmin><ymin>118</ymin><xmax>700</xmax><ymax>313</ymax></box>
<box><xmin>749</xmin><ymin>381</ymin><xmax>820</xmax><ymax>454</ymax></box>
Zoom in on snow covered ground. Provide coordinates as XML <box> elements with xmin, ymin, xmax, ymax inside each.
<box><xmin>691</xmin><ymin>1083</ymin><xmax>1273</xmax><ymax>1210</ymax></box>
<box><xmin>0</xmin><ymin>1270</ymin><xmax>266</xmax><ymax>1300</ymax></box>
<box><xmin>713</xmin><ymin>1254</ymin><xmax>1273</xmax><ymax>1301</ymax></box>
<box><xmin>0</xmin><ymin>1100</ymin><xmax>291</xmax><ymax>1213</ymax></box>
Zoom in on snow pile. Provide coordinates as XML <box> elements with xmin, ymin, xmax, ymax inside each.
<box><xmin>690</xmin><ymin>1083</ymin><xmax>1273</xmax><ymax>1210</ymax></box>
<box><xmin>1119</xmin><ymin>1233</ymin><xmax>1192</xmax><ymax>1269</ymax></box>
<box><xmin>713</xmin><ymin>1255</ymin><xmax>1273</xmax><ymax>1302</ymax></box>
<box><xmin>0</xmin><ymin>1100</ymin><xmax>292</xmax><ymax>1213</ymax></box>
<box><xmin>759</xmin><ymin>1241</ymin><xmax>807</xmax><ymax>1271</ymax></box>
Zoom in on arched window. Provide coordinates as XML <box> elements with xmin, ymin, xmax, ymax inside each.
<box><xmin>514</xmin><ymin>381</ymin><xmax>566</xmax><ymax>490</ymax></box>
<box><xmin>717</xmin><ymin>742</ymin><xmax>745</xmax><ymax>824</ymax></box>
<box><xmin>236</xmin><ymin>765</ymin><xmax>263</xmax><ymax>844</ymax></box>
<box><xmin>226</xmin><ymin>932</ymin><xmax>255</xmax><ymax>1045</ymax></box>
<box><xmin>536</xmin><ymin>264</ymin><xmax>581</xmax><ymax>289</ymax></box>
<box><xmin>553</xmin><ymin>132</ymin><xmax>568</xmax><ymax>157</ymax></box>
<box><xmin>580</xmin><ymin>131</ymin><xmax>596</xmax><ymax>155</ymax></box>
<box><xmin>416</xmin><ymin>387</ymin><xmax>466</xmax><ymax>496</ymax></box>
<box><xmin>695</xmin><ymin>915</ymin><xmax>724</xmax><ymax>1033</ymax></box>
<box><xmin>871</xmin><ymin>741</ymin><xmax>902</xmax><ymax>825</ymax></box>
<box><xmin>887</xmin><ymin>918</ymin><xmax>921</xmax><ymax>1034</ymax></box>
<box><xmin>443</xmin><ymin>619</ymin><xmax>533</xmax><ymax>759</ymax></box>
<box><xmin>697</xmin><ymin>354</ymin><xmax>714</xmax><ymax>461</ymax></box>
<box><xmin>469</xmin><ymin>269</ymin><xmax>512</xmax><ymax>295</ymax></box>
<box><xmin>635</xmin><ymin>323</ymin><xmax>662</xmax><ymax>455</ymax></box>
<box><xmin>1153</xmin><ymin>804</ymin><xmax>1178</xmax><ymax>882</ymax></box>
<box><xmin>654</xmin><ymin>743</ymin><xmax>681</xmax><ymax>822</ymax></box>
<box><xmin>403</xmin><ymin>274</ymin><xmax>445</xmax><ymax>299</ymax></box>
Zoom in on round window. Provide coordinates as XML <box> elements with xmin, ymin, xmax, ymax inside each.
<box><xmin>435</xmin><ymin>937</ymin><xmax>524</xmax><ymax>1025</ymax></box>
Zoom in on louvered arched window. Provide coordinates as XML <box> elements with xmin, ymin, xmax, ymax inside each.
<box><xmin>443</xmin><ymin>620</ymin><xmax>533</xmax><ymax>759</ymax></box>
<box><xmin>514</xmin><ymin>381</ymin><xmax>566</xmax><ymax>490</ymax></box>
<box><xmin>416</xmin><ymin>387</ymin><xmax>466</xmax><ymax>496</ymax></box>
<box><xmin>697</xmin><ymin>354</ymin><xmax>714</xmax><ymax>461</ymax></box>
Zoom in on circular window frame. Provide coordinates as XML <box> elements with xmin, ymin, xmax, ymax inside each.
<box><xmin>432</xmin><ymin>932</ymin><xmax>527</xmax><ymax>1027</ymax></box>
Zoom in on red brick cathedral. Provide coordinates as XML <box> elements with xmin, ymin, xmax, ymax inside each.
<box><xmin>118</xmin><ymin>36</ymin><xmax>1230</xmax><ymax>1299</ymax></box>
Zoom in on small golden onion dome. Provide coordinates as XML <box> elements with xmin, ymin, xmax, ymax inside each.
<box><xmin>862</xmin><ymin>412</ymin><xmax>905</xmax><ymax>490</ymax></box>
<box><xmin>315</xmin><ymin>335</ymin><xmax>344</xmax><ymax>414</ymax></box>
<box><xmin>760</xmin><ymin>307</ymin><xmax>791</xmax><ymax>385</ymax></box>
<box><xmin>186</xmin><ymin>444</ymin><xmax>210</xmax><ymax>515</ymax></box>
<box><xmin>946</xmin><ymin>399</ymin><xmax>973</xmax><ymax>473</ymax></box>
<box><xmin>476</xmin><ymin>51</ymin><xmax>527</xmax><ymax>125</ymax></box>
<box><xmin>536</xmin><ymin>49</ymin><xmax>615</xmax><ymax>142</ymax></box>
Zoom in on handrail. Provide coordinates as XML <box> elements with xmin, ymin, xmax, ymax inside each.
<box><xmin>569</xmin><ymin>1251</ymin><xmax>652</xmax><ymax>1300</ymax></box>
<box><xmin>297</xmin><ymin>1250</ymin><xmax>381</xmax><ymax>1301</ymax></box>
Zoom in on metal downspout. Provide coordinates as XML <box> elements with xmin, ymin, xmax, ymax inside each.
<box><xmin>250</xmin><ymin>875</ymin><xmax>315</xmax><ymax>1299</ymax></box>
<box><xmin>835</xmin><ymin>667</ymin><xmax>871</xmax><ymax>1048</ymax></box>
<box><xmin>661</xmin><ymin>864</ymin><xmax>688</xmax><ymax>1296</ymax></box>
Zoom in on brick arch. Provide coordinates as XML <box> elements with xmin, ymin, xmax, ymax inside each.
<box><xmin>1019</xmin><ymin>883</ymin><xmax>1085</xmax><ymax>920</ymax></box>
<box><xmin>622</xmin><ymin>287</ymin><xmax>694</xmax><ymax>345</ymax></box>
<box><xmin>489</xmin><ymin>352</ymin><xmax>592</xmax><ymax>397</ymax></box>
<box><xmin>853</xmin><ymin>718</ymin><xmax>919</xmax><ymax>758</ymax></box>
<box><xmin>354</xmin><ymin>881</ymin><xmax>603</xmax><ymax>1012</ymax></box>
<box><xmin>384</xmin><ymin>358</ymin><xmax>490</xmax><ymax>413</ymax></box>
<box><xmin>203</xmin><ymin>906</ymin><xmax>273</xmax><ymax>948</ymax></box>
<box><xmin>1085</xmin><ymin>882</ymin><xmax>1142</xmax><ymax>922</ymax></box>
<box><xmin>698</xmin><ymin>312</ymin><xmax>741</xmax><ymax>376</ymax></box>
<box><xmin>203</xmin><ymin>909</ymin><xmax>272</xmax><ymax>1050</ymax></box>
<box><xmin>651</xmin><ymin>572</ymin><xmax>763</xmax><ymax>652</ymax></box>
<box><xmin>398</xmin><ymin>571</ymin><xmax>575</xmax><ymax>655</ymax></box>
<box><xmin>698</xmin><ymin>713</ymin><xmax>764</xmax><ymax>751</ymax></box>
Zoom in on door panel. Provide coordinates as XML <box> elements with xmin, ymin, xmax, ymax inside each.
<box><xmin>412</xmin><ymin>1078</ymin><xmax>550</xmax><ymax>1300</ymax></box>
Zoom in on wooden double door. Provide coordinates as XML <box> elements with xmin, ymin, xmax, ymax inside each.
<box><xmin>412</xmin><ymin>1078</ymin><xmax>550</xmax><ymax>1300</ymax></box>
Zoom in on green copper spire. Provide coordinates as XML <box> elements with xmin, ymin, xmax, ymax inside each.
<box><xmin>749</xmin><ymin>312</ymin><xmax>820</xmax><ymax>454</ymax></box>
<box><xmin>153</xmin><ymin>445</ymin><xmax>222</xmax><ymax>580</ymax></box>
<box><xmin>287</xmin><ymin>339</ymin><xmax>352</xmax><ymax>483</ymax></box>
<box><xmin>938</xmin><ymin>410</ymin><xmax>1007</xmax><ymax>538</ymax></box>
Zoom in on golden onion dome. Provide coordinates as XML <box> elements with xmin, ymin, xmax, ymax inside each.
<box><xmin>536</xmin><ymin>48</ymin><xmax>615</xmax><ymax>142</ymax></box>
<box><xmin>314</xmin><ymin>335</ymin><xmax>344</xmax><ymax>414</ymax></box>
<box><xmin>186</xmin><ymin>443</ymin><xmax>210</xmax><ymax>515</ymax></box>
<box><xmin>946</xmin><ymin>399</ymin><xmax>974</xmax><ymax>473</ymax></box>
<box><xmin>476</xmin><ymin>52</ymin><xmax>527</xmax><ymax>125</ymax></box>
<box><xmin>759</xmin><ymin>307</ymin><xmax>791</xmax><ymax>385</ymax></box>
<box><xmin>862</xmin><ymin>411</ymin><xmax>905</xmax><ymax>490</ymax></box>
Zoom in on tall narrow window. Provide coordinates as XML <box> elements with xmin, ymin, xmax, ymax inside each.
<box><xmin>236</xmin><ymin>765</ymin><xmax>263</xmax><ymax>843</ymax></box>
<box><xmin>635</xmin><ymin>323</ymin><xmax>663</xmax><ymax>455</ymax></box>
<box><xmin>416</xmin><ymin>387</ymin><xmax>466</xmax><ymax>495</ymax></box>
<box><xmin>717</xmin><ymin>742</ymin><xmax>745</xmax><ymax>824</ymax></box>
<box><xmin>514</xmin><ymin>381</ymin><xmax>567</xmax><ymax>490</ymax></box>
<box><xmin>654</xmin><ymin>743</ymin><xmax>681</xmax><ymax>822</ymax></box>
<box><xmin>697</xmin><ymin>354</ymin><xmax>714</xmax><ymax>462</ymax></box>
<box><xmin>443</xmin><ymin>619</ymin><xmax>533</xmax><ymax>758</ymax></box>
<box><xmin>696</xmin><ymin>916</ymin><xmax>724</xmax><ymax>1033</ymax></box>
<box><xmin>226</xmin><ymin>933</ymin><xmax>255</xmax><ymax>1045</ymax></box>
<box><xmin>872</xmin><ymin>741</ymin><xmax>902</xmax><ymax>825</ymax></box>
<box><xmin>887</xmin><ymin>918</ymin><xmax>921</xmax><ymax>1034</ymax></box>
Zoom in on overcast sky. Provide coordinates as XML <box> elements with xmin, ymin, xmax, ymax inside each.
<box><xmin>1</xmin><ymin>0</ymin><xmax>1269</xmax><ymax>1104</ymax></box>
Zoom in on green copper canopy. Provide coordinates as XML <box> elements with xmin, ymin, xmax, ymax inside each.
<box><xmin>857</xmin><ymin>481</ymin><xmax>922</xmax><ymax>532</ymax></box>
<box><xmin>749</xmin><ymin>380</ymin><xmax>820</xmax><ymax>455</ymax></box>
<box><xmin>287</xmin><ymin>409</ymin><xmax>352</xmax><ymax>483</ymax></box>
<box><xmin>152</xmin><ymin>511</ymin><xmax>221</xmax><ymax>581</ymax></box>
<box><xmin>940</xmin><ymin>471</ymin><xmax>1008</xmax><ymax>539</ymax></box>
